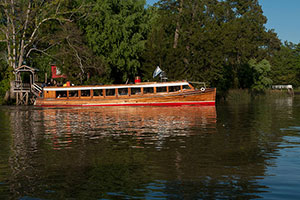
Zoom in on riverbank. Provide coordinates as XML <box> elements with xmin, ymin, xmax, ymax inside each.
<box><xmin>223</xmin><ymin>88</ymin><xmax>295</xmax><ymax>102</ymax></box>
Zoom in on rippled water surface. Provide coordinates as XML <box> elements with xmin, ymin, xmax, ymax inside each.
<box><xmin>1</xmin><ymin>96</ymin><xmax>300</xmax><ymax>199</ymax></box>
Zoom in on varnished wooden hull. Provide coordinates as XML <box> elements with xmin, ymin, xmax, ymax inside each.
<box><xmin>35</xmin><ymin>88</ymin><xmax>216</xmax><ymax>107</ymax></box>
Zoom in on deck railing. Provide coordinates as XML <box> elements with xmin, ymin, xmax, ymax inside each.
<box><xmin>31</xmin><ymin>83</ymin><xmax>43</xmax><ymax>97</ymax></box>
<box><xmin>13</xmin><ymin>81</ymin><xmax>31</xmax><ymax>91</ymax></box>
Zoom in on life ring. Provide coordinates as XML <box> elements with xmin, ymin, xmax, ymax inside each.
<box><xmin>200</xmin><ymin>87</ymin><xmax>205</xmax><ymax>92</ymax></box>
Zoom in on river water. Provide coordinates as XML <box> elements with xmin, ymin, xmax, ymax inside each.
<box><xmin>0</xmin><ymin>95</ymin><xmax>300</xmax><ymax>199</ymax></box>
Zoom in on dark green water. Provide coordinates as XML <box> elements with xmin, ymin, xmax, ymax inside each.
<box><xmin>0</xmin><ymin>96</ymin><xmax>300</xmax><ymax>199</ymax></box>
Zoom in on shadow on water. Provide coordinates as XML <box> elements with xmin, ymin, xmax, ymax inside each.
<box><xmin>0</xmin><ymin>96</ymin><xmax>300</xmax><ymax>199</ymax></box>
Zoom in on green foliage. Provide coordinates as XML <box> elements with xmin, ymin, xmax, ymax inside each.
<box><xmin>270</xmin><ymin>42</ymin><xmax>300</xmax><ymax>87</ymax></box>
<box><xmin>81</xmin><ymin>0</ymin><xmax>149</xmax><ymax>83</ymax></box>
<box><xmin>248</xmin><ymin>59</ymin><xmax>272</xmax><ymax>92</ymax></box>
<box><xmin>29</xmin><ymin>54</ymin><xmax>53</xmax><ymax>83</ymax></box>
<box><xmin>0</xmin><ymin>67</ymin><xmax>13</xmax><ymax>104</ymax></box>
<box><xmin>0</xmin><ymin>0</ymin><xmax>296</xmax><ymax>104</ymax></box>
<box><xmin>142</xmin><ymin>0</ymin><xmax>280</xmax><ymax>92</ymax></box>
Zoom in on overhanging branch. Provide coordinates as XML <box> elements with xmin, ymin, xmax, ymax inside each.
<box><xmin>26</xmin><ymin>42</ymin><xmax>58</xmax><ymax>58</ymax></box>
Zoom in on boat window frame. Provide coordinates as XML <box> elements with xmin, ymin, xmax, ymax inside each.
<box><xmin>143</xmin><ymin>87</ymin><xmax>154</xmax><ymax>95</ymax></box>
<box><xmin>92</xmin><ymin>89</ymin><xmax>104</xmax><ymax>98</ymax></box>
<box><xmin>80</xmin><ymin>89</ymin><xmax>91</xmax><ymax>98</ymax></box>
<box><xmin>55</xmin><ymin>90</ymin><xmax>67</xmax><ymax>99</ymax></box>
<box><xmin>69</xmin><ymin>90</ymin><xmax>79</xmax><ymax>98</ymax></box>
<box><xmin>169</xmin><ymin>85</ymin><xmax>181</xmax><ymax>93</ymax></box>
<box><xmin>156</xmin><ymin>86</ymin><xmax>167</xmax><ymax>93</ymax></box>
<box><xmin>118</xmin><ymin>88</ymin><xmax>129</xmax><ymax>96</ymax></box>
<box><xmin>105</xmin><ymin>88</ymin><xmax>116</xmax><ymax>97</ymax></box>
<box><xmin>182</xmin><ymin>84</ymin><xmax>192</xmax><ymax>91</ymax></box>
<box><xmin>131</xmin><ymin>87</ymin><xmax>142</xmax><ymax>96</ymax></box>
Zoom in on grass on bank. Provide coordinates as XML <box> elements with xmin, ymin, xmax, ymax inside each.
<box><xmin>223</xmin><ymin>88</ymin><xmax>295</xmax><ymax>102</ymax></box>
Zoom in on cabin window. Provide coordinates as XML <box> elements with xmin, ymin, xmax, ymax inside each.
<box><xmin>81</xmin><ymin>90</ymin><xmax>90</xmax><ymax>97</ymax></box>
<box><xmin>157</xmin><ymin>86</ymin><xmax>167</xmax><ymax>93</ymax></box>
<box><xmin>183</xmin><ymin>85</ymin><xmax>191</xmax><ymax>90</ymax></box>
<box><xmin>118</xmin><ymin>88</ymin><xmax>128</xmax><ymax>96</ymax></box>
<box><xmin>169</xmin><ymin>86</ymin><xmax>181</xmax><ymax>92</ymax></box>
<box><xmin>131</xmin><ymin>88</ymin><xmax>141</xmax><ymax>95</ymax></box>
<box><xmin>93</xmin><ymin>89</ymin><xmax>103</xmax><ymax>96</ymax></box>
<box><xmin>69</xmin><ymin>90</ymin><xmax>78</xmax><ymax>97</ymax></box>
<box><xmin>144</xmin><ymin>87</ymin><xmax>154</xmax><ymax>94</ymax></box>
<box><xmin>106</xmin><ymin>89</ymin><xmax>115</xmax><ymax>96</ymax></box>
<box><xmin>56</xmin><ymin>91</ymin><xmax>67</xmax><ymax>98</ymax></box>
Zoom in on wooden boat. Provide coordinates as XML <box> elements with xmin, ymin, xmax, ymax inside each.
<box><xmin>35</xmin><ymin>81</ymin><xmax>216</xmax><ymax>107</ymax></box>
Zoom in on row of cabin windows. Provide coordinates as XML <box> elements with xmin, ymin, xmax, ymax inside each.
<box><xmin>55</xmin><ymin>85</ymin><xmax>190</xmax><ymax>98</ymax></box>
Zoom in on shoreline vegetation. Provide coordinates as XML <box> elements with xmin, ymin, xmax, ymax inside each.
<box><xmin>1</xmin><ymin>0</ymin><xmax>299</xmax><ymax>105</ymax></box>
<box><xmin>220</xmin><ymin>89</ymin><xmax>296</xmax><ymax>103</ymax></box>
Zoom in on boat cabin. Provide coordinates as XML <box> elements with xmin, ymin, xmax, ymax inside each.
<box><xmin>43</xmin><ymin>81</ymin><xmax>195</xmax><ymax>99</ymax></box>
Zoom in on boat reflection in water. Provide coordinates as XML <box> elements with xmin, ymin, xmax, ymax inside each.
<box><xmin>6</xmin><ymin>104</ymin><xmax>276</xmax><ymax>199</ymax></box>
<box><xmin>41</xmin><ymin>106</ymin><xmax>217</xmax><ymax>150</ymax></box>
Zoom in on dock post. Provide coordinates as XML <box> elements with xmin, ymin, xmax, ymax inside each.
<box><xmin>16</xmin><ymin>92</ymin><xmax>19</xmax><ymax>105</ymax></box>
<box><xmin>25</xmin><ymin>92</ymin><xmax>29</xmax><ymax>105</ymax></box>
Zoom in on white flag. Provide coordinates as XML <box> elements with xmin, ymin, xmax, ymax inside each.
<box><xmin>153</xmin><ymin>66</ymin><xmax>162</xmax><ymax>78</ymax></box>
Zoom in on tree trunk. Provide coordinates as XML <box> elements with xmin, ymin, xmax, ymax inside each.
<box><xmin>173</xmin><ymin>0</ymin><xmax>184</xmax><ymax>49</ymax></box>
<box><xmin>4</xmin><ymin>91</ymin><xmax>10</xmax><ymax>102</ymax></box>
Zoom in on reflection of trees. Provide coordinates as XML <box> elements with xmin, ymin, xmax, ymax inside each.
<box><xmin>5</xmin><ymin>106</ymin><xmax>218</xmax><ymax>199</ymax></box>
<box><xmin>170</xmin><ymin>96</ymin><xmax>293</xmax><ymax>199</ymax></box>
<box><xmin>8</xmin><ymin>107</ymin><xmax>45</xmax><ymax>199</ymax></box>
<box><xmin>8</xmin><ymin>107</ymin><xmax>156</xmax><ymax>199</ymax></box>
<box><xmin>5</xmin><ymin>99</ymin><xmax>293</xmax><ymax>199</ymax></box>
<box><xmin>0</xmin><ymin>109</ymin><xmax>12</xmax><ymax>197</ymax></box>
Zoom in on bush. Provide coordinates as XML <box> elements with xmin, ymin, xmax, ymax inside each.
<box><xmin>249</xmin><ymin>59</ymin><xmax>273</xmax><ymax>93</ymax></box>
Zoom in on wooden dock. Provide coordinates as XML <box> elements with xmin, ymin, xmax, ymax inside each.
<box><xmin>12</xmin><ymin>65</ymin><xmax>42</xmax><ymax>105</ymax></box>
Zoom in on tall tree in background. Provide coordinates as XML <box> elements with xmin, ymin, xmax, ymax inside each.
<box><xmin>81</xmin><ymin>0</ymin><xmax>149</xmax><ymax>83</ymax></box>
<box><xmin>222</xmin><ymin>0</ymin><xmax>277</xmax><ymax>88</ymax></box>
<box><xmin>143</xmin><ymin>0</ymin><xmax>280</xmax><ymax>90</ymax></box>
<box><xmin>270</xmin><ymin>42</ymin><xmax>300</xmax><ymax>87</ymax></box>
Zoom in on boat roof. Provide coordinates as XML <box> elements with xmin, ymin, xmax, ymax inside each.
<box><xmin>44</xmin><ymin>81</ymin><xmax>190</xmax><ymax>91</ymax></box>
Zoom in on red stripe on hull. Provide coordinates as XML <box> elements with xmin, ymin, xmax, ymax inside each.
<box><xmin>38</xmin><ymin>101</ymin><xmax>215</xmax><ymax>107</ymax></box>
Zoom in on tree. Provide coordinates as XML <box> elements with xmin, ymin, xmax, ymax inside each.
<box><xmin>142</xmin><ymin>0</ymin><xmax>280</xmax><ymax>91</ymax></box>
<box><xmin>81</xmin><ymin>0</ymin><xmax>149</xmax><ymax>83</ymax></box>
<box><xmin>143</xmin><ymin>0</ymin><xmax>231</xmax><ymax>85</ymax></box>
<box><xmin>0</xmin><ymin>0</ymin><xmax>79</xmax><ymax>70</ymax></box>
<box><xmin>270</xmin><ymin>42</ymin><xmax>300</xmax><ymax>87</ymax></box>
<box><xmin>220</xmin><ymin>0</ymin><xmax>280</xmax><ymax>88</ymax></box>
<box><xmin>248</xmin><ymin>59</ymin><xmax>272</xmax><ymax>92</ymax></box>
<box><xmin>30</xmin><ymin>21</ymin><xmax>106</xmax><ymax>85</ymax></box>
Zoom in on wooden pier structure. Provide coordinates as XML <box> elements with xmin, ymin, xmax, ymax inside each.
<box><xmin>12</xmin><ymin>65</ymin><xmax>42</xmax><ymax>105</ymax></box>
